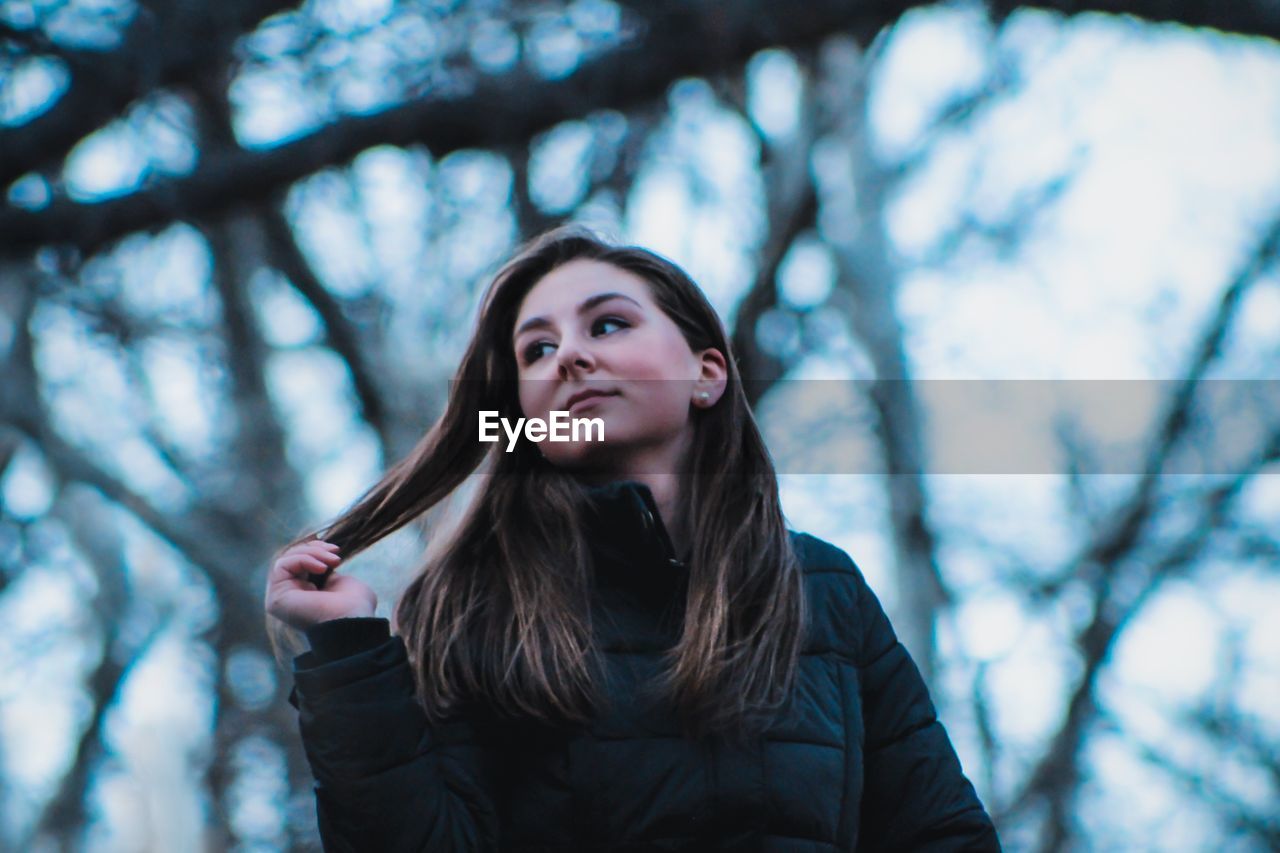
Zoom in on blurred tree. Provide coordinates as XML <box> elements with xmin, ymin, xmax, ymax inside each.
<box><xmin>1</xmin><ymin>1</ymin><xmax>1278</xmax><ymax>850</ymax></box>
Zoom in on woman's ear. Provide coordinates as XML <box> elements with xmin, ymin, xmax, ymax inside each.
<box><xmin>693</xmin><ymin>348</ymin><xmax>728</xmax><ymax>407</ymax></box>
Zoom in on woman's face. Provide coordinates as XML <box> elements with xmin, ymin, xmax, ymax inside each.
<box><xmin>512</xmin><ymin>258</ymin><xmax>725</xmax><ymax>475</ymax></box>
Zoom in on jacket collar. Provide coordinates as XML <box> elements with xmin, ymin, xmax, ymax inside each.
<box><xmin>580</xmin><ymin>479</ymin><xmax>690</xmax><ymax>601</ymax></box>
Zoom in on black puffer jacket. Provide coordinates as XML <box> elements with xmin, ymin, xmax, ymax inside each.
<box><xmin>288</xmin><ymin>480</ymin><xmax>1000</xmax><ymax>851</ymax></box>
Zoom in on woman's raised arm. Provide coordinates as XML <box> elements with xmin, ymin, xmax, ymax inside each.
<box><xmin>267</xmin><ymin>541</ymin><xmax>503</xmax><ymax>851</ymax></box>
<box><xmin>288</xmin><ymin>617</ymin><xmax>505</xmax><ymax>852</ymax></box>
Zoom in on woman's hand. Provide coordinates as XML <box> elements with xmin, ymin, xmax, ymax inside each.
<box><xmin>265</xmin><ymin>540</ymin><xmax>377</xmax><ymax>630</ymax></box>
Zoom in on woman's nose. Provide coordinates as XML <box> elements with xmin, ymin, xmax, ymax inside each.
<box><xmin>556</xmin><ymin>335</ymin><xmax>595</xmax><ymax>376</ymax></box>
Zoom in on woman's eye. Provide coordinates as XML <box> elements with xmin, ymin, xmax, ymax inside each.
<box><xmin>521</xmin><ymin>317</ymin><xmax>629</xmax><ymax>364</ymax></box>
<box><xmin>523</xmin><ymin>342</ymin><xmax>553</xmax><ymax>363</ymax></box>
<box><xmin>594</xmin><ymin>316</ymin><xmax>628</xmax><ymax>335</ymax></box>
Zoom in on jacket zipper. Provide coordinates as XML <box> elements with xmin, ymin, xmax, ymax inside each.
<box><xmin>631</xmin><ymin>485</ymin><xmax>687</xmax><ymax>570</ymax></box>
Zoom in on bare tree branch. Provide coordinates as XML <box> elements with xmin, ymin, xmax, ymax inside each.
<box><xmin>6</xmin><ymin>0</ymin><xmax>1274</xmax><ymax>260</ymax></box>
<box><xmin>715</xmin><ymin>53</ymin><xmax>821</xmax><ymax>402</ymax></box>
<box><xmin>0</xmin><ymin>0</ymin><xmax>298</xmax><ymax>188</ymax></box>
<box><xmin>1121</xmin><ymin>703</ymin><xmax>1280</xmax><ymax>849</ymax></box>
<box><xmin>0</xmin><ymin>1</ymin><xmax>904</xmax><ymax>258</ymax></box>
<box><xmin>24</xmin><ymin>484</ymin><xmax>172</xmax><ymax>847</ymax></box>
<box><xmin>258</xmin><ymin>205</ymin><xmax>397</xmax><ymax>459</ymax></box>
<box><xmin>996</xmin><ymin>214</ymin><xmax>1280</xmax><ymax>847</ymax></box>
<box><xmin>813</xmin><ymin>31</ymin><xmax>956</xmax><ymax>681</ymax></box>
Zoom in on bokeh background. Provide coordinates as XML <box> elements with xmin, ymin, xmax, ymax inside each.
<box><xmin>2</xmin><ymin>1</ymin><xmax>1279</xmax><ymax>850</ymax></box>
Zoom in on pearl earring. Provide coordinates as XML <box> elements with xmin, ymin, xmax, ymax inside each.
<box><xmin>697</xmin><ymin>392</ymin><xmax>711</xmax><ymax>404</ymax></box>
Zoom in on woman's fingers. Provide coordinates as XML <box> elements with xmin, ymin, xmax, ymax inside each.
<box><xmin>294</xmin><ymin>559</ymin><xmax>326</xmax><ymax>579</ymax></box>
<box><xmin>278</xmin><ymin>556</ymin><xmax>322</xmax><ymax>578</ymax></box>
<box><xmin>309</xmin><ymin>542</ymin><xmax>342</xmax><ymax>567</ymax></box>
<box><xmin>286</xmin><ymin>545</ymin><xmax>342</xmax><ymax>574</ymax></box>
<box><xmin>265</xmin><ymin>538</ymin><xmax>375</xmax><ymax>629</ymax></box>
<box><xmin>268</xmin><ymin>558</ymin><xmax>332</xmax><ymax>596</ymax></box>
<box><xmin>268</xmin><ymin>544</ymin><xmax>342</xmax><ymax>591</ymax></box>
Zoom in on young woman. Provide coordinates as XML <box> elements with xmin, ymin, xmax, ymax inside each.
<box><xmin>265</xmin><ymin>227</ymin><xmax>1001</xmax><ymax>851</ymax></box>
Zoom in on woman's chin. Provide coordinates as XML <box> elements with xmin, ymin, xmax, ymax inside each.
<box><xmin>543</xmin><ymin>440</ymin><xmax>621</xmax><ymax>471</ymax></box>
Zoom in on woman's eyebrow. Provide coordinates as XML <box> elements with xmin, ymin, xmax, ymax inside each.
<box><xmin>513</xmin><ymin>292</ymin><xmax>642</xmax><ymax>341</ymax></box>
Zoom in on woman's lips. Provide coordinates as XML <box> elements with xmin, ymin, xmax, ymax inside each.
<box><xmin>568</xmin><ymin>392</ymin><xmax>616</xmax><ymax>413</ymax></box>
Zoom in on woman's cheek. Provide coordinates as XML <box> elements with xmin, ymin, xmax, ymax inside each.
<box><xmin>517</xmin><ymin>383</ymin><xmax>550</xmax><ymax>420</ymax></box>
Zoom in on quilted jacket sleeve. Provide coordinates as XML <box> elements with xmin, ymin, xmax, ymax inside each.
<box><xmin>288</xmin><ymin>617</ymin><xmax>503</xmax><ymax>852</ymax></box>
<box><xmin>847</xmin><ymin>559</ymin><xmax>1002</xmax><ymax>852</ymax></box>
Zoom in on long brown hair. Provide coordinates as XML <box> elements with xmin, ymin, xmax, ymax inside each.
<box><xmin>268</xmin><ymin>225</ymin><xmax>806</xmax><ymax>740</ymax></box>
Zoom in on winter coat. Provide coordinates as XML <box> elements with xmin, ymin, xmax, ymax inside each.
<box><xmin>287</xmin><ymin>479</ymin><xmax>1001</xmax><ymax>851</ymax></box>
